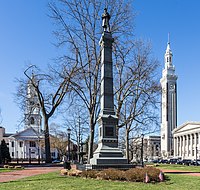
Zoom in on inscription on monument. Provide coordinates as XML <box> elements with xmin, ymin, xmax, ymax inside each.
<box><xmin>105</xmin><ymin>126</ymin><xmax>114</xmax><ymax>137</ymax></box>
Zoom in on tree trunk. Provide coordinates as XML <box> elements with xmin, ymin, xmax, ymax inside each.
<box><xmin>125</xmin><ymin>129</ymin><xmax>130</xmax><ymax>163</ymax></box>
<box><xmin>87</xmin><ymin>116</ymin><xmax>95</xmax><ymax>163</ymax></box>
<box><xmin>44</xmin><ymin>117</ymin><xmax>52</xmax><ymax>163</ymax></box>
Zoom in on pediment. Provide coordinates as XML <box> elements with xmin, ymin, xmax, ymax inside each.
<box><xmin>10</xmin><ymin>127</ymin><xmax>40</xmax><ymax>138</ymax></box>
<box><xmin>173</xmin><ymin>122</ymin><xmax>200</xmax><ymax>135</ymax></box>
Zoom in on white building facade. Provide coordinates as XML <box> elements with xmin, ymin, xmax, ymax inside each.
<box><xmin>1</xmin><ymin>77</ymin><xmax>59</xmax><ymax>161</ymax></box>
<box><xmin>160</xmin><ymin>39</ymin><xmax>178</xmax><ymax>158</ymax></box>
<box><xmin>173</xmin><ymin>122</ymin><xmax>200</xmax><ymax>159</ymax></box>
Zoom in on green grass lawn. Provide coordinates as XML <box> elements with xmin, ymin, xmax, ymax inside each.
<box><xmin>0</xmin><ymin>168</ymin><xmax>15</xmax><ymax>173</ymax></box>
<box><xmin>0</xmin><ymin>171</ymin><xmax>200</xmax><ymax>190</ymax></box>
<box><xmin>156</xmin><ymin>164</ymin><xmax>200</xmax><ymax>172</ymax></box>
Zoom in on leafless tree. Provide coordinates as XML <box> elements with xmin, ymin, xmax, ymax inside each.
<box><xmin>49</xmin><ymin>123</ymin><xmax>68</xmax><ymax>158</ymax></box>
<box><xmin>0</xmin><ymin>108</ymin><xmax>2</xmax><ymax>124</ymax></box>
<box><xmin>15</xmin><ymin>63</ymin><xmax>79</xmax><ymax>163</ymax></box>
<box><xmin>49</xmin><ymin>0</ymin><xmax>134</xmax><ymax>162</ymax></box>
<box><xmin>114</xmin><ymin>40</ymin><xmax>161</xmax><ymax>162</ymax></box>
<box><xmin>63</xmin><ymin>104</ymin><xmax>90</xmax><ymax>161</ymax></box>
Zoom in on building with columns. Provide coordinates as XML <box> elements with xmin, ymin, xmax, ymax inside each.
<box><xmin>160</xmin><ymin>38</ymin><xmax>178</xmax><ymax>158</ymax></box>
<box><xmin>173</xmin><ymin>122</ymin><xmax>200</xmax><ymax>159</ymax></box>
<box><xmin>0</xmin><ymin>77</ymin><xmax>59</xmax><ymax>161</ymax></box>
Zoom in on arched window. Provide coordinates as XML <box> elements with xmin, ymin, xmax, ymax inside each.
<box><xmin>30</xmin><ymin>117</ymin><xmax>35</xmax><ymax>125</ymax></box>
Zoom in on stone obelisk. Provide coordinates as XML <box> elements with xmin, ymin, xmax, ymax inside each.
<box><xmin>89</xmin><ymin>8</ymin><xmax>127</xmax><ymax>168</ymax></box>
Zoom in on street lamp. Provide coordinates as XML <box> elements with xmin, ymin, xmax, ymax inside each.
<box><xmin>67</xmin><ymin>128</ymin><xmax>71</xmax><ymax>161</ymax></box>
<box><xmin>141</xmin><ymin>134</ymin><xmax>144</xmax><ymax>167</ymax></box>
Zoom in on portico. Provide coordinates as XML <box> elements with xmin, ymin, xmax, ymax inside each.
<box><xmin>173</xmin><ymin>122</ymin><xmax>200</xmax><ymax>159</ymax></box>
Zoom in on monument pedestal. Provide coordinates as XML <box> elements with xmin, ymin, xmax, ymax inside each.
<box><xmin>88</xmin><ymin>114</ymin><xmax>128</xmax><ymax>169</ymax></box>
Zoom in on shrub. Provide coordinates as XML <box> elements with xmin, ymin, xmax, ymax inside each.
<box><xmin>143</xmin><ymin>167</ymin><xmax>161</xmax><ymax>182</ymax></box>
<box><xmin>125</xmin><ymin>168</ymin><xmax>145</xmax><ymax>182</ymax></box>
<box><xmin>60</xmin><ymin>169</ymin><xmax>68</xmax><ymax>175</ymax></box>
<box><xmin>79</xmin><ymin>167</ymin><xmax>165</xmax><ymax>183</ymax></box>
<box><xmin>80</xmin><ymin>170</ymin><xmax>98</xmax><ymax>178</ymax></box>
<box><xmin>97</xmin><ymin>168</ymin><xmax>125</xmax><ymax>181</ymax></box>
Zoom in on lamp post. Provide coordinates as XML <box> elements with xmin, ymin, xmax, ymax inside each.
<box><xmin>141</xmin><ymin>134</ymin><xmax>144</xmax><ymax>167</ymax></box>
<box><xmin>67</xmin><ymin>128</ymin><xmax>71</xmax><ymax>161</ymax></box>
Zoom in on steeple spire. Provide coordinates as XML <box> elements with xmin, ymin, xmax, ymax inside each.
<box><xmin>168</xmin><ymin>32</ymin><xmax>170</xmax><ymax>45</ymax></box>
<box><xmin>165</xmin><ymin>33</ymin><xmax>173</xmax><ymax>68</ymax></box>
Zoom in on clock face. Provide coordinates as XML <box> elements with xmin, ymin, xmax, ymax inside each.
<box><xmin>169</xmin><ymin>84</ymin><xmax>175</xmax><ymax>91</ymax></box>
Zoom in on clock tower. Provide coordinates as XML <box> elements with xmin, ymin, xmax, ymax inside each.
<box><xmin>160</xmin><ymin>37</ymin><xmax>178</xmax><ymax>158</ymax></box>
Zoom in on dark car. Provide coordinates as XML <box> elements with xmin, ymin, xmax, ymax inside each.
<box><xmin>169</xmin><ymin>158</ymin><xmax>179</xmax><ymax>164</ymax></box>
<box><xmin>159</xmin><ymin>159</ymin><xmax>169</xmax><ymax>164</ymax></box>
<box><xmin>192</xmin><ymin>159</ymin><xmax>200</xmax><ymax>166</ymax></box>
<box><xmin>182</xmin><ymin>159</ymin><xmax>193</xmax><ymax>166</ymax></box>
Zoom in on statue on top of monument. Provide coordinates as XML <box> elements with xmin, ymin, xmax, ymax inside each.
<box><xmin>102</xmin><ymin>8</ymin><xmax>110</xmax><ymax>32</ymax></box>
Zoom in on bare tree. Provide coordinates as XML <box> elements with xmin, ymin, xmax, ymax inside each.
<box><xmin>49</xmin><ymin>123</ymin><xmax>68</xmax><ymax>158</ymax></box>
<box><xmin>16</xmin><ymin>63</ymin><xmax>79</xmax><ymax>163</ymax></box>
<box><xmin>114</xmin><ymin>40</ymin><xmax>161</xmax><ymax>162</ymax></box>
<box><xmin>49</xmin><ymin>0</ymin><xmax>134</xmax><ymax>162</ymax></box>
<box><xmin>0</xmin><ymin>108</ymin><xmax>2</xmax><ymax>124</ymax></box>
<box><xmin>63</xmin><ymin>104</ymin><xmax>90</xmax><ymax>161</ymax></box>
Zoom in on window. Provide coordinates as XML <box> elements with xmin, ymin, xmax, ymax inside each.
<box><xmin>19</xmin><ymin>142</ymin><xmax>23</xmax><ymax>147</ymax></box>
<box><xmin>30</xmin><ymin>141</ymin><xmax>36</xmax><ymax>147</ymax></box>
<box><xmin>30</xmin><ymin>117</ymin><xmax>35</xmax><ymax>125</ymax></box>
<box><xmin>12</xmin><ymin>152</ymin><xmax>14</xmax><ymax>157</ymax></box>
<box><xmin>11</xmin><ymin>141</ymin><xmax>14</xmax><ymax>147</ymax></box>
<box><xmin>51</xmin><ymin>152</ymin><xmax>55</xmax><ymax>157</ymax></box>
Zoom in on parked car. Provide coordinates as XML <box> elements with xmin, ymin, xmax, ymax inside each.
<box><xmin>182</xmin><ymin>159</ymin><xmax>193</xmax><ymax>166</ymax></box>
<box><xmin>176</xmin><ymin>159</ymin><xmax>183</xmax><ymax>165</ymax></box>
<box><xmin>52</xmin><ymin>159</ymin><xmax>61</xmax><ymax>163</ymax></box>
<box><xmin>169</xmin><ymin>158</ymin><xmax>179</xmax><ymax>164</ymax></box>
<box><xmin>159</xmin><ymin>159</ymin><xmax>169</xmax><ymax>164</ymax></box>
<box><xmin>192</xmin><ymin>159</ymin><xmax>200</xmax><ymax>166</ymax></box>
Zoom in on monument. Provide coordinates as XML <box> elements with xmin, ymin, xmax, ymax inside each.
<box><xmin>88</xmin><ymin>8</ymin><xmax>128</xmax><ymax>169</ymax></box>
<box><xmin>160</xmin><ymin>36</ymin><xmax>178</xmax><ymax>158</ymax></box>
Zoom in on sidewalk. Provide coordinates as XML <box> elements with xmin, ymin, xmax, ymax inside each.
<box><xmin>0</xmin><ymin>166</ymin><xmax>62</xmax><ymax>183</ymax></box>
<box><xmin>161</xmin><ymin>169</ymin><xmax>200</xmax><ymax>176</ymax></box>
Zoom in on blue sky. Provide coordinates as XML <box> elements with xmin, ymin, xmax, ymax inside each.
<box><xmin>0</xmin><ymin>0</ymin><xmax>200</xmax><ymax>133</ymax></box>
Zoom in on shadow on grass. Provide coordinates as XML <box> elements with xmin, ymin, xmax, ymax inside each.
<box><xmin>1</xmin><ymin>173</ymin><xmax>65</xmax><ymax>184</ymax></box>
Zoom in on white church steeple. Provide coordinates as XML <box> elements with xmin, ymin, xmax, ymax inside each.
<box><xmin>160</xmin><ymin>35</ymin><xmax>178</xmax><ymax>158</ymax></box>
<box><xmin>24</xmin><ymin>76</ymin><xmax>42</xmax><ymax>132</ymax></box>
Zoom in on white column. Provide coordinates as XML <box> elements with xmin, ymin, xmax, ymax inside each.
<box><xmin>183</xmin><ymin>135</ymin><xmax>185</xmax><ymax>159</ymax></box>
<box><xmin>190</xmin><ymin>134</ymin><xmax>193</xmax><ymax>157</ymax></box>
<box><xmin>198</xmin><ymin>133</ymin><xmax>200</xmax><ymax>159</ymax></box>
<box><xmin>180</xmin><ymin>136</ymin><xmax>182</xmax><ymax>157</ymax></box>
<box><xmin>174</xmin><ymin>137</ymin><xmax>177</xmax><ymax>156</ymax></box>
<box><xmin>23</xmin><ymin>140</ymin><xmax>26</xmax><ymax>159</ymax></box>
<box><xmin>195</xmin><ymin>133</ymin><xmax>197</xmax><ymax>159</ymax></box>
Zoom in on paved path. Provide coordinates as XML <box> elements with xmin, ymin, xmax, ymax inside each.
<box><xmin>0</xmin><ymin>166</ymin><xmax>62</xmax><ymax>183</ymax></box>
<box><xmin>161</xmin><ymin>169</ymin><xmax>200</xmax><ymax>176</ymax></box>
